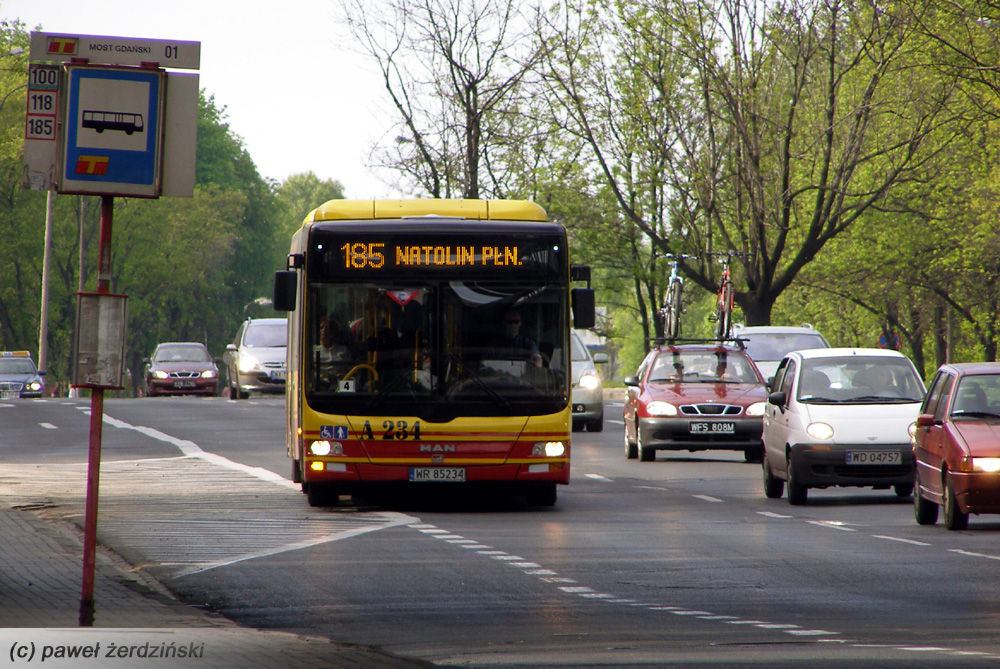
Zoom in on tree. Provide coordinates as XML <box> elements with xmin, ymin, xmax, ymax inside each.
<box><xmin>537</xmin><ymin>0</ymin><xmax>983</xmax><ymax>332</ymax></box>
<box><xmin>275</xmin><ymin>172</ymin><xmax>345</xmax><ymax>243</ymax></box>
<box><xmin>341</xmin><ymin>0</ymin><xmax>541</xmax><ymax>198</ymax></box>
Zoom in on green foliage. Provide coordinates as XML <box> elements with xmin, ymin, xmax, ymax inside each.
<box><xmin>274</xmin><ymin>172</ymin><xmax>345</xmax><ymax>248</ymax></box>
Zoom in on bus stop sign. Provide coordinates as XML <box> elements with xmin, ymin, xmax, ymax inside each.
<box><xmin>60</xmin><ymin>66</ymin><xmax>164</xmax><ymax>197</ymax></box>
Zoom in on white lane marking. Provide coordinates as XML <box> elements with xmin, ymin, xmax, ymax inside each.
<box><xmin>586</xmin><ymin>473</ymin><xmax>614</xmax><ymax>482</ymax></box>
<box><xmin>873</xmin><ymin>535</ymin><xmax>931</xmax><ymax>547</ymax></box>
<box><xmin>807</xmin><ymin>520</ymin><xmax>856</xmax><ymax>532</ymax></box>
<box><xmin>606</xmin><ymin>419</ymin><xmax>624</xmax><ymax>424</ymax></box>
<box><xmin>635</xmin><ymin>485</ymin><xmax>668</xmax><ymax>491</ymax></box>
<box><xmin>173</xmin><ymin>518</ymin><xmax>415</xmax><ymax>578</ymax></box>
<box><xmin>80</xmin><ymin>406</ymin><xmax>299</xmax><ymax>489</ymax></box>
<box><xmin>39</xmin><ymin>423</ymin><xmax>57</xmax><ymax>429</ymax></box>
<box><xmin>71</xmin><ymin>408</ymin><xmax>416</xmax><ymax>573</ymax></box>
<box><xmin>693</xmin><ymin>494</ymin><xmax>723</xmax><ymax>503</ymax></box>
<box><xmin>949</xmin><ymin>549</ymin><xmax>1000</xmax><ymax>561</ymax></box>
<box><xmin>757</xmin><ymin>511</ymin><xmax>793</xmax><ymax>519</ymax></box>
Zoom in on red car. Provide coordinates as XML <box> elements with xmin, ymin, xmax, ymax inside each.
<box><xmin>144</xmin><ymin>342</ymin><xmax>220</xmax><ymax>397</ymax></box>
<box><xmin>623</xmin><ymin>342</ymin><xmax>768</xmax><ymax>462</ymax></box>
<box><xmin>913</xmin><ymin>362</ymin><xmax>1000</xmax><ymax>530</ymax></box>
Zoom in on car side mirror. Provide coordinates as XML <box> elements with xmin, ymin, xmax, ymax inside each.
<box><xmin>624</xmin><ymin>375</ymin><xmax>640</xmax><ymax>387</ymax></box>
<box><xmin>594</xmin><ymin>353</ymin><xmax>608</xmax><ymax>364</ymax></box>
<box><xmin>227</xmin><ymin>344</ymin><xmax>238</xmax><ymax>352</ymax></box>
<box><xmin>768</xmin><ymin>391</ymin><xmax>787</xmax><ymax>407</ymax></box>
<box><xmin>916</xmin><ymin>414</ymin><xmax>937</xmax><ymax>428</ymax></box>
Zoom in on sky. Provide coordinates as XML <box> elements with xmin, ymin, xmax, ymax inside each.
<box><xmin>6</xmin><ymin>0</ymin><xmax>399</xmax><ymax>198</ymax></box>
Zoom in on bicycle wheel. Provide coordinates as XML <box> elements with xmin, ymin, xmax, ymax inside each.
<box><xmin>714</xmin><ymin>284</ymin><xmax>733</xmax><ymax>340</ymax></box>
<box><xmin>665</xmin><ymin>281</ymin><xmax>682</xmax><ymax>339</ymax></box>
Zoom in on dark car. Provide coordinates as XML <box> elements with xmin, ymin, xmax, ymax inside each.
<box><xmin>0</xmin><ymin>351</ymin><xmax>45</xmax><ymax>399</ymax></box>
<box><xmin>144</xmin><ymin>342</ymin><xmax>219</xmax><ymax>397</ymax></box>
<box><xmin>913</xmin><ymin>362</ymin><xmax>1000</xmax><ymax>530</ymax></box>
<box><xmin>623</xmin><ymin>342</ymin><xmax>768</xmax><ymax>462</ymax></box>
<box><xmin>222</xmin><ymin>317</ymin><xmax>287</xmax><ymax>399</ymax></box>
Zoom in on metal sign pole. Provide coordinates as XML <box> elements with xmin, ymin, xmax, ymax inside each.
<box><xmin>78</xmin><ymin>194</ymin><xmax>113</xmax><ymax>627</ymax></box>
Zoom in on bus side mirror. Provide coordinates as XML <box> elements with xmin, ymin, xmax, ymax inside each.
<box><xmin>572</xmin><ymin>287</ymin><xmax>595</xmax><ymax>329</ymax></box>
<box><xmin>273</xmin><ymin>271</ymin><xmax>297</xmax><ymax>312</ymax></box>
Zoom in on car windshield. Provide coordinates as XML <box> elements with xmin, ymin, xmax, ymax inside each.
<box><xmin>244</xmin><ymin>322</ymin><xmax>287</xmax><ymax>348</ymax></box>
<box><xmin>741</xmin><ymin>332</ymin><xmax>827</xmax><ymax>362</ymax></box>
<box><xmin>647</xmin><ymin>349</ymin><xmax>760</xmax><ymax>384</ymax></box>
<box><xmin>797</xmin><ymin>356</ymin><xmax>924</xmax><ymax>403</ymax></box>
<box><xmin>951</xmin><ymin>375</ymin><xmax>1000</xmax><ymax>418</ymax></box>
<box><xmin>154</xmin><ymin>346</ymin><xmax>211</xmax><ymax>363</ymax></box>
<box><xmin>0</xmin><ymin>359</ymin><xmax>36</xmax><ymax>374</ymax></box>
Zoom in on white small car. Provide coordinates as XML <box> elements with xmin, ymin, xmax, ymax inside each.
<box><xmin>761</xmin><ymin>348</ymin><xmax>926</xmax><ymax>505</ymax></box>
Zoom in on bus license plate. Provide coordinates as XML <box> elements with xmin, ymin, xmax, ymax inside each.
<box><xmin>846</xmin><ymin>450</ymin><xmax>901</xmax><ymax>465</ymax></box>
<box><xmin>410</xmin><ymin>467</ymin><xmax>466</xmax><ymax>482</ymax></box>
<box><xmin>690</xmin><ymin>421</ymin><xmax>735</xmax><ymax>434</ymax></box>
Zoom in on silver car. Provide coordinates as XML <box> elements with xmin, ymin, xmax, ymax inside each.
<box><xmin>732</xmin><ymin>324</ymin><xmax>830</xmax><ymax>383</ymax></box>
<box><xmin>570</xmin><ymin>329</ymin><xmax>607</xmax><ymax>432</ymax></box>
<box><xmin>223</xmin><ymin>318</ymin><xmax>287</xmax><ymax>399</ymax></box>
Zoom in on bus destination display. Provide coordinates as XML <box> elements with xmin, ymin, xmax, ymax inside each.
<box><xmin>340</xmin><ymin>242</ymin><xmax>524</xmax><ymax>270</ymax></box>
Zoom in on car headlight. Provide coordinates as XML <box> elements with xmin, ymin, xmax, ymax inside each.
<box><xmin>645</xmin><ymin>401</ymin><xmax>678</xmax><ymax>416</ymax></box>
<box><xmin>201</xmin><ymin>370</ymin><xmax>217</xmax><ymax>379</ymax></box>
<box><xmin>806</xmin><ymin>422</ymin><xmax>834</xmax><ymax>440</ymax></box>
<box><xmin>972</xmin><ymin>457</ymin><xmax>1000</xmax><ymax>473</ymax></box>
<box><xmin>152</xmin><ymin>370</ymin><xmax>169</xmax><ymax>379</ymax></box>
<box><xmin>579</xmin><ymin>370</ymin><xmax>601</xmax><ymax>390</ymax></box>
<box><xmin>745</xmin><ymin>401</ymin><xmax>766</xmax><ymax>417</ymax></box>
<box><xmin>26</xmin><ymin>380</ymin><xmax>43</xmax><ymax>391</ymax></box>
<box><xmin>238</xmin><ymin>354</ymin><xmax>261</xmax><ymax>373</ymax></box>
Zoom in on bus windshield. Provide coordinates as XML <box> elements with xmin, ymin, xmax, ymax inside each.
<box><xmin>306</xmin><ymin>280</ymin><xmax>569</xmax><ymax>421</ymax></box>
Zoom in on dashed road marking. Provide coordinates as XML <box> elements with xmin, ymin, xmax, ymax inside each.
<box><xmin>873</xmin><ymin>535</ymin><xmax>931</xmax><ymax>546</ymax></box>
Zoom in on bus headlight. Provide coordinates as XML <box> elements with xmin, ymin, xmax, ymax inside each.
<box><xmin>532</xmin><ymin>441</ymin><xmax>566</xmax><ymax>457</ymax></box>
<box><xmin>309</xmin><ymin>441</ymin><xmax>343</xmax><ymax>456</ymax></box>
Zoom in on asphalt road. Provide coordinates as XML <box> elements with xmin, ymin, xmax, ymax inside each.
<box><xmin>4</xmin><ymin>395</ymin><xmax>1000</xmax><ymax>666</ymax></box>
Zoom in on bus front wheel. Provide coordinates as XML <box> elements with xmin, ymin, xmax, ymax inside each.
<box><xmin>306</xmin><ymin>482</ymin><xmax>341</xmax><ymax>507</ymax></box>
<box><xmin>526</xmin><ymin>483</ymin><xmax>557</xmax><ymax>507</ymax></box>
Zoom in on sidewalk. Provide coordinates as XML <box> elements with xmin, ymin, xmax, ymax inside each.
<box><xmin>0</xmin><ymin>503</ymin><xmax>438</xmax><ymax>668</ymax></box>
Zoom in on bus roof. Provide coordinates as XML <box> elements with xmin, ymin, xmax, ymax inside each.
<box><xmin>305</xmin><ymin>199</ymin><xmax>547</xmax><ymax>224</ymax></box>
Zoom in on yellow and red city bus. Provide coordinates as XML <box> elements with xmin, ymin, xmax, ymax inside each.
<box><xmin>273</xmin><ymin>199</ymin><xmax>595</xmax><ymax>507</ymax></box>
